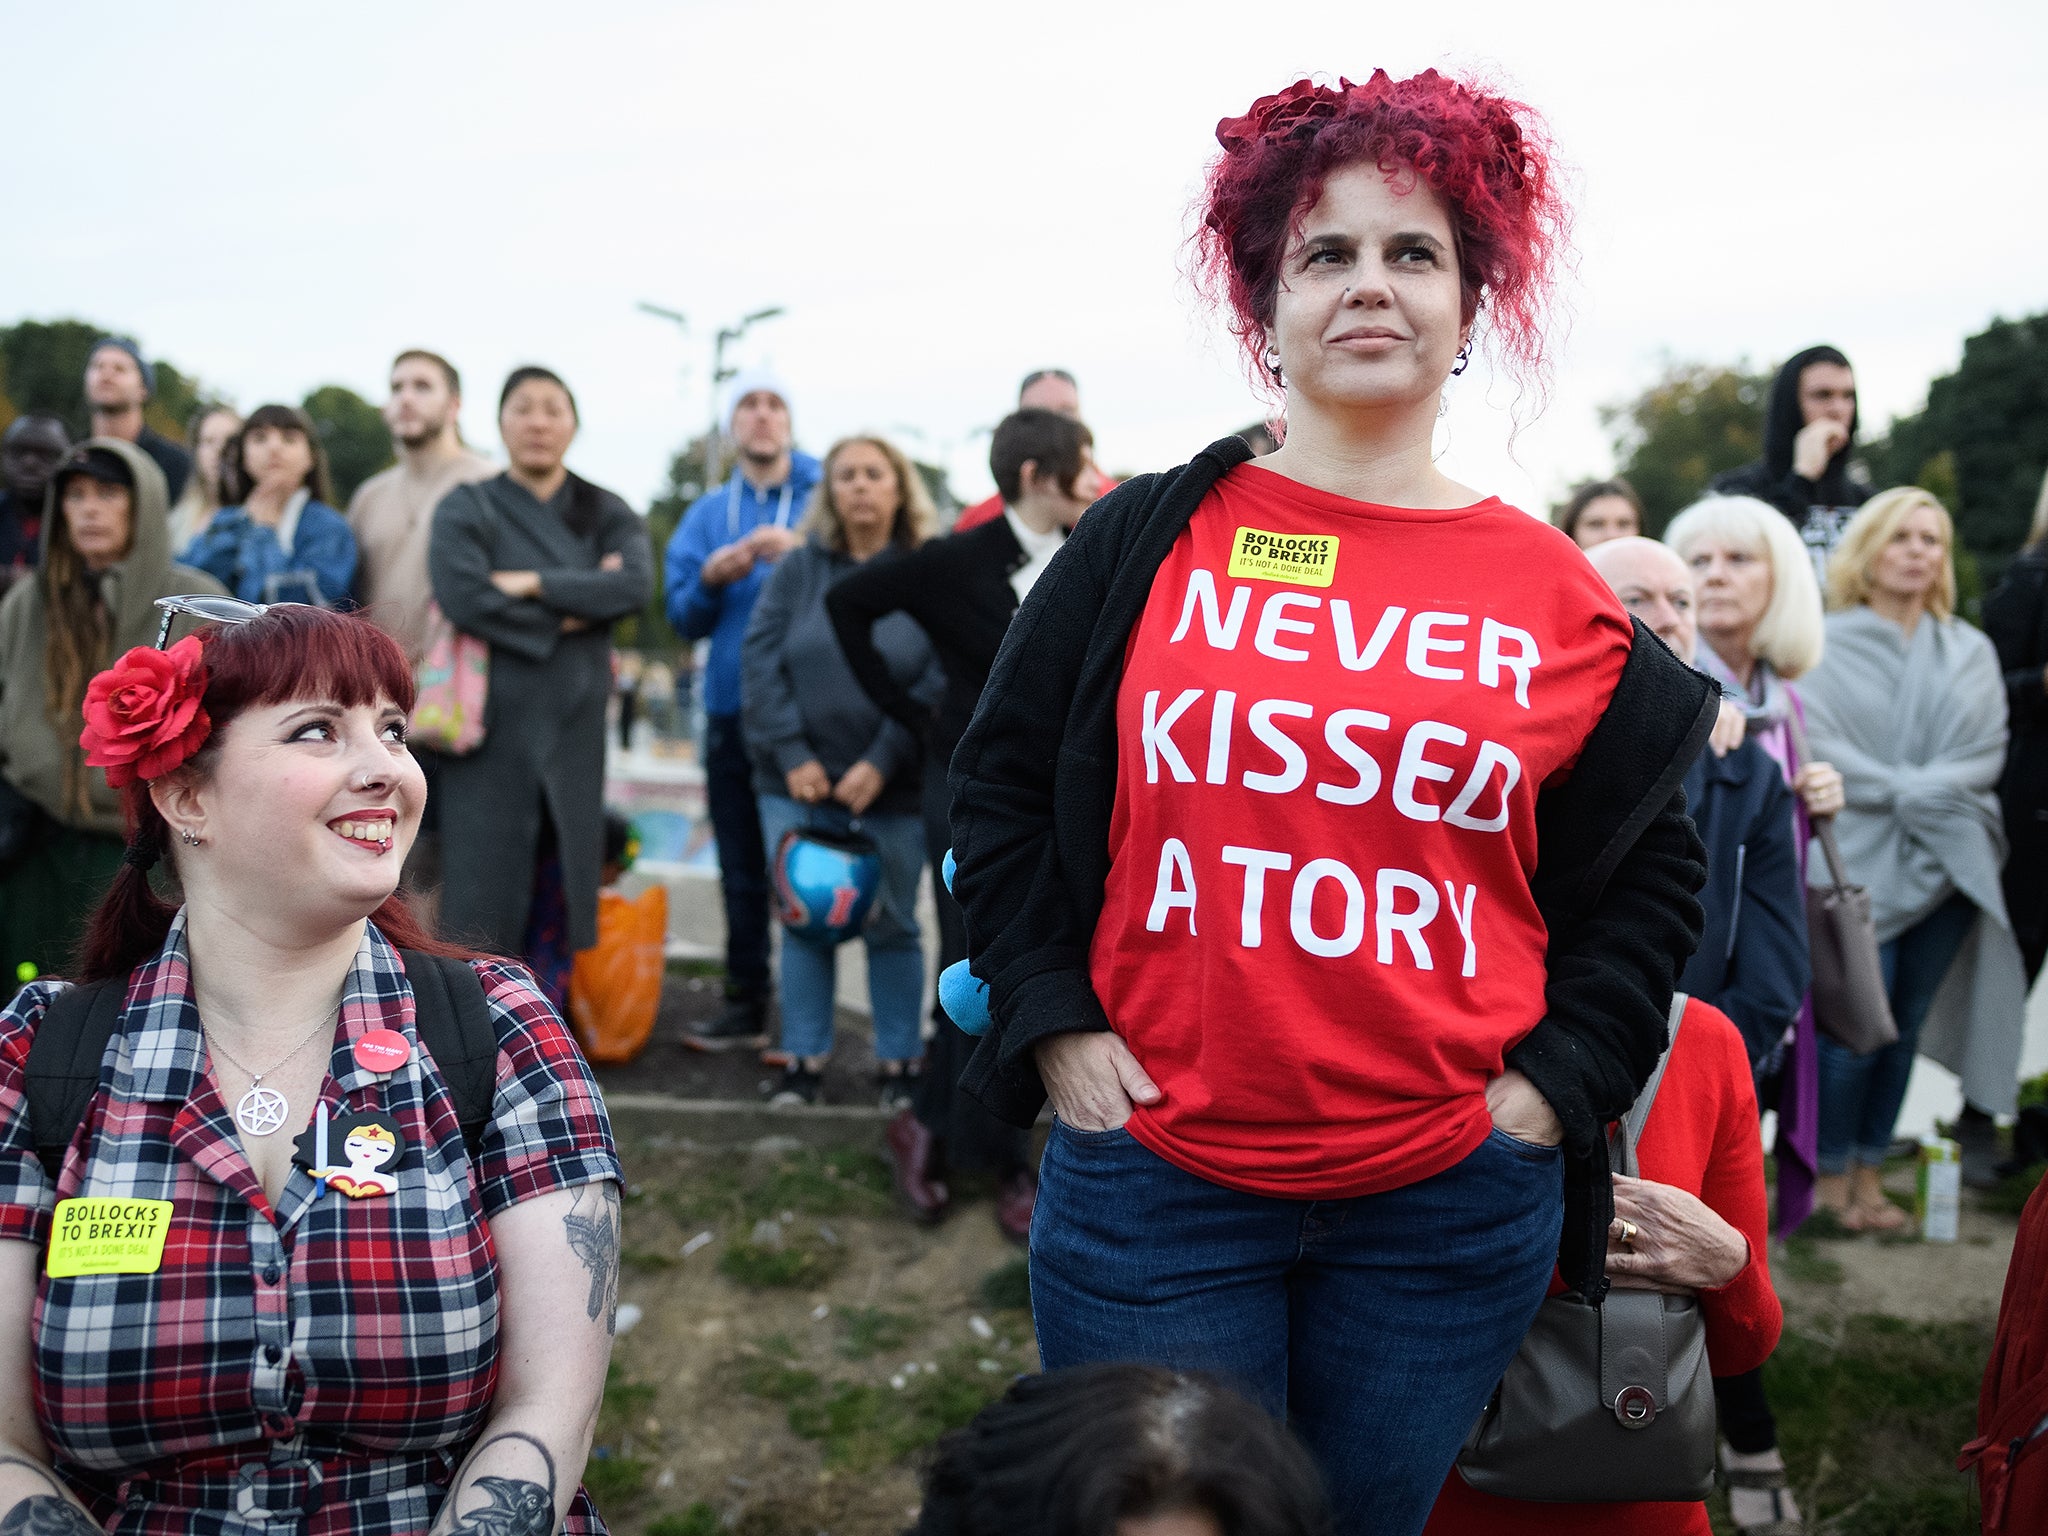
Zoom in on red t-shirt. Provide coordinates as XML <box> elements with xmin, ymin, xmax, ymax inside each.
<box><xmin>1089</xmin><ymin>463</ymin><xmax>1632</xmax><ymax>1197</ymax></box>
<box><xmin>1424</xmin><ymin>997</ymin><xmax>1781</xmax><ymax>1536</ymax></box>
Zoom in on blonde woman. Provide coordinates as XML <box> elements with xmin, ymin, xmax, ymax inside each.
<box><xmin>1801</xmin><ymin>488</ymin><xmax>2027</xmax><ymax>1223</ymax></box>
<box><xmin>740</xmin><ymin>436</ymin><xmax>942</xmax><ymax>1106</ymax></box>
<box><xmin>1983</xmin><ymin>466</ymin><xmax>2048</xmax><ymax>986</ymax></box>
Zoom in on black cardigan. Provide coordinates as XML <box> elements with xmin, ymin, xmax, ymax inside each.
<box><xmin>825</xmin><ymin>514</ymin><xmax>1028</xmax><ymax>754</ymax></box>
<box><xmin>946</xmin><ymin>435</ymin><xmax>1717</xmax><ymax>1298</ymax></box>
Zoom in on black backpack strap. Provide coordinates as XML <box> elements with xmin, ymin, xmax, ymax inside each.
<box><xmin>25</xmin><ymin>979</ymin><xmax>127</xmax><ymax>1185</ymax></box>
<box><xmin>398</xmin><ymin>950</ymin><xmax>499</xmax><ymax>1160</ymax></box>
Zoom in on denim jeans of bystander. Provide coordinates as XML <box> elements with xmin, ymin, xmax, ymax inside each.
<box><xmin>1816</xmin><ymin>892</ymin><xmax>1977</xmax><ymax>1172</ymax></box>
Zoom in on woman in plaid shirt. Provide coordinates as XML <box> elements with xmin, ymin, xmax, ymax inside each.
<box><xmin>0</xmin><ymin>603</ymin><xmax>621</xmax><ymax>1536</ymax></box>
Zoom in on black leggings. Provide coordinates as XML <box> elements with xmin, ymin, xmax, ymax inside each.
<box><xmin>1714</xmin><ymin>1364</ymin><xmax>1779</xmax><ymax>1454</ymax></box>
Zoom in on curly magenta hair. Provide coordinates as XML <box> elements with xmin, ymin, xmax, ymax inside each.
<box><xmin>1195</xmin><ymin>69</ymin><xmax>1570</xmax><ymax>398</ymax></box>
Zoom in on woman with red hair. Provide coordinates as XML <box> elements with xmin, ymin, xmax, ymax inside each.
<box><xmin>946</xmin><ymin>71</ymin><xmax>1717</xmax><ymax>1532</ymax></box>
<box><xmin>0</xmin><ymin>602</ymin><xmax>621</xmax><ymax>1536</ymax></box>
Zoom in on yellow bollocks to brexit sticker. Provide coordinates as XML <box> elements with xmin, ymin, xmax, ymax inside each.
<box><xmin>47</xmin><ymin>1197</ymin><xmax>174</xmax><ymax>1278</ymax></box>
<box><xmin>1226</xmin><ymin>527</ymin><xmax>1339</xmax><ymax>588</ymax></box>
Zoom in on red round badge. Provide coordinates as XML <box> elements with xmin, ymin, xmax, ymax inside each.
<box><xmin>353</xmin><ymin>1029</ymin><xmax>411</xmax><ymax>1075</ymax></box>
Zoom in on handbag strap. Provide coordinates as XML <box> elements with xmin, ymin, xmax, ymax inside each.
<box><xmin>1612</xmin><ymin>993</ymin><xmax>1686</xmax><ymax>1178</ymax></box>
<box><xmin>1781</xmin><ymin>704</ymin><xmax>1857</xmax><ymax>894</ymax></box>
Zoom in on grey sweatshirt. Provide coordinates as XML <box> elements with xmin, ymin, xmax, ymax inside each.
<box><xmin>740</xmin><ymin>540</ymin><xmax>943</xmax><ymax>817</ymax></box>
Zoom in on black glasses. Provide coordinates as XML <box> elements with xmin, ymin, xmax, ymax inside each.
<box><xmin>152</xmin><ymin>594</ymin><xmax>309</xmax><ymax>649</ymax></box>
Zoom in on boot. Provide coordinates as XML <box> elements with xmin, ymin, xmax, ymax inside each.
<box><xmin>1955</xmin><ymin>1104</ymin><xmax>2003</xmax><ymax>1191</ymax></box>
<box><xmin>883</xmin><ymin>1108</ymin><xmax>949</xmax><ymax>1222</ymax></box>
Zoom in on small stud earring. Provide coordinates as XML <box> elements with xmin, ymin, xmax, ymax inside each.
<box><xmin>180</xmin><ymin>828</ymin><xmax>202</xmax><ymax>846</ymax></box>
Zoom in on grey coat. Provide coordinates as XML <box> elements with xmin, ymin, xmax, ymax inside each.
<box><xmin>742</xmin><ymin>541</ymin><xmax>943</xmax><ymax>818</ymax></box>
<box><xmin>1800</xmin><ymin>605</ymin><xmax>2028</xmax><ymax>1113</ymax></box>
<box><xmin>428</xmin><ymin>472</ymin><xmax>653</xmax><ymax>953</ymax></box>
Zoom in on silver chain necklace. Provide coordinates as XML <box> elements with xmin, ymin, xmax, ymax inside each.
<box><xmin>203</xmin><ymin>1002</ymin><xmax>341</xmax><ymax>1138</ymax></box>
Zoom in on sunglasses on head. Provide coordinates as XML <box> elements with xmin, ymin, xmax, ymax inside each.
<box><xmin>152</xmin><ymin>594</ymin><xmax>310</xmax><ymax>649</ymax></box>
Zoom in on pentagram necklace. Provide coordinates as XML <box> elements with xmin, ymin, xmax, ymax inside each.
<box><xmin>203</xmin><ymin>1002</ymin><xmax>342</xmax><ymax>1139</ymax></box>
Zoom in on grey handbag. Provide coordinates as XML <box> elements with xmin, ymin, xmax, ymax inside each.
<box><xmin>1455</xmin><ymin>994</ymin><xmax>1718</xmax><ymax>1503</ymax></box>
<box><xmin>1785</xmin><ymin>710</ymin><xmax>1898</xmax><ymax>1055</ymax></box>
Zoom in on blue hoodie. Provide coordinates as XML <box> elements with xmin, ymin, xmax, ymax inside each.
<box><xmin>663</xmin><ymin>451</ymin><xmax>822</xmax><ymax>716</ymax></box>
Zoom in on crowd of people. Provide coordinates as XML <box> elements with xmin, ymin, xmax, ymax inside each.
<box><xmin>0</xmin><ymin>61</ymin><xmax>2045</xmax><ymax>1536</ymax></box>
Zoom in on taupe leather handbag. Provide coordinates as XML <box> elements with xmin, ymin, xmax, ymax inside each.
<box><xmin>1787</xmin><ymin>710</ymin><xmax>1898</xmax><ymax>1056</ymax></box>
<box><xmin>1455</xmin><ymin>995</ymin><xmax>1718</xmax><ymax>1503</ymax></box>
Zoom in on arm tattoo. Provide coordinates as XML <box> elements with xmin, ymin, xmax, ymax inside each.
<box><xmin>442</xmin><ymin>1432</ymin><xmax>557</xmax><ymax>1536</ymax></box>
<box><xmin>0</xmin><ymin>1500</ymin><xmax>99</xmax><ymax>1536</ymax></box>
<box><xmin>561</xmin><ymin>1181</ymin><xmax>620</xmax><ymax>1333</ymax></box>
<box><xmin>0</xmin><ymin>1464</ymin><xmax>97</xmax><ymax>1536</ymax></box>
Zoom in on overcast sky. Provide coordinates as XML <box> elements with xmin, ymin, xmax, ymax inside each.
<box><xmin>7</xmin><ymin>0</ymin><xmax>2044</xmax><ymax>515</ymax></box>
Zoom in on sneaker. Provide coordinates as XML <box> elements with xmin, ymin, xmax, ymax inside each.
<box><xmin>767</xmin><ymin>1064</ymin><xmax>823</xmax><ymax>1107</ymax></box>
<box><xmin>876</xmin><ymin>1065</ymin><xmax>920</xmax><ymax>1113</ymax></box>
<box><xmin>685</xmin><ymin>996</ymin><xmax>768</xmax><ymax>1054</ymax></box>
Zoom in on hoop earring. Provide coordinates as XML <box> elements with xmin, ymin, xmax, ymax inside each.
<box><xmin>1263</xmin><ymin>346</ymin><xmax>1284</xmax><ymax>385</ymax></box>
<box><xmin>180</xmin><ymin>828</ymin><xmax>202</xmax><ymax>846</ymax></box>
<box><xmin>1450</xmin><ymin>343</ymin><xmax>1472</xmax><ymax>377</ymax></box>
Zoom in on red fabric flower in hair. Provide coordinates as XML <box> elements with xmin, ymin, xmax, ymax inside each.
<box><xmin>79</xmin><ymin>636</ymin><xmax>212</xmax><ymax>787</ymax></box>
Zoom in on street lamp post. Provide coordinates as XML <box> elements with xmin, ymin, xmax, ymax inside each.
<box><xmin>636</xmin><ymin>301</ymin><xmax>785</xmax><ymax>495</ymax></box>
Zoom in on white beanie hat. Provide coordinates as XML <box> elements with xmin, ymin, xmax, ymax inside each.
<box><xmin>725</xmin><ymin>368</ymin><xmax>792</xmax><ymax>428</ymax></box>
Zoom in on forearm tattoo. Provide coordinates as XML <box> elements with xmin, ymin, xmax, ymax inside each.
<box><xmin>441</xmin><ymin>1433</ymin><xmax>557</xmax><ymax>1536</ymax></box>
<box><xmin>0</xmin><ymin>1458</ymin><xmax>98</xmax><ymax>1536</ymax></box>
<box><xmin>561</xmin><ymin>1181</ymin><xmax>621</xmax><ymax>1333</ymax></box>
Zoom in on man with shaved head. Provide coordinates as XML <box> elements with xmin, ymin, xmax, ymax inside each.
<box><xmin>1587</xmin><ymin>535</ymin><xmax>1811</xmax><ymax>1527</ymax></box>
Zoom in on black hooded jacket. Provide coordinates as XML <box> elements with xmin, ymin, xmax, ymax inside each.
<box><xmin>1711</xmin><ymin>345</ymin><xmax>1871</xmax><ymax>528</ymax></box>
<box><xmin>947</xmin><ymin>435</ymin><xmax>1717</xmax><ymax>1299</ymax></box>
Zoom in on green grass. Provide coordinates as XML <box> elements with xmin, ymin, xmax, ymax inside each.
<box><xmin>645</xmin><ymin>1506</ymin><xmax>721</xmax><ymax>1536</ymax></box>
<box><xmin>1719</xmin><ymin>1315</ymin><xmax>1988</xmax><ymax>1535</ymax></box>
<box><xmin>981</xmin><ymin>1257</ymin><xmax>1031</xmax><ymax>1312</ymax></box>
<box><xmin>784</xmin><ymin>1345</ymin><xmax>1011</xmax><ymax>1472</ymax></box>
<box><xmin>1983</xmin><ymin>1161</ymin><xmax>2046</xmax><ymax>1217</ymax></box>
<box><xmin>581</xmin><ymin>1452</ymin><xmax>650</xmax><ymax>1508</ymax></box>
<box><xmin>717</xmin><ymin>1231</ymin><xmax>847</xmax><ymax>1289</ymax></box>
<box><xmin>1777</xmin><ymin>1235</ymin><xmax>1848</xmax><ymax>1286</ymax></box>
<box><xmin>654</xmin><ymin>1145</ymin><xmax>895</xmax><ymax>1231</ymax></box>
<box><xmin>838</xmin><ymin>1306</ymin><xmax>916</xmax><ymax>1360</ymax></box>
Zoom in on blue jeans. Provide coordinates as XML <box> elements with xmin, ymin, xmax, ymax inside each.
<box><xmin>704</xmin><ymin>714</ymin><xmax>771</xmax><ymax>1000</ymax></box>
<box><xmin>1031</xmin><ymin>1120</ymin><xmax>1564</xmax><ymax>1536</ymax></box>
<box><xmin>757</xmin><ymin>794</ymin><xmax>925</xmax><ymax>1063</ymax></box>
<box><xmin>1816</xmin><ymin>892</ymin><xmax>1977</xmax><ymax>1172</ymax></box>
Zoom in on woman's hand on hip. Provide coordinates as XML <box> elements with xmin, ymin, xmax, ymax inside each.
<box><xmin>831</xmin><ymin>761</ymin><xmax>884</xmax><ymax>815</ymax></box>
<box><xmin>785</xmin><ymin>760</ymin><xmax>832</xmax><ymax>804</ymax></box>
<box><xmin>1794</xmin><ymin>760</ymin><xmax>1845</xmax><ymax>819</ymax></box>
<box><xmin>1036</xmin><ymin>1032</ymin><xmax>1161</xmax><ymax>1133</ymax></box>
<box><xmin>1605</xmin><ymin>1174</ymin><xmax>1750</xmax><ymax>1293</ymax></box>
<box><xmin>1485</xmin><ymin>1068</ymin><xmax>1563</xmax><ymax>1147</ymax></box>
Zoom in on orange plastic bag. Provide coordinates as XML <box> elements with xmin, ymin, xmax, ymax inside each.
<box><xmin>569</xmin><ymin>886</ymin><xmax>668</xmax><ymax>1063</ymax></box>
